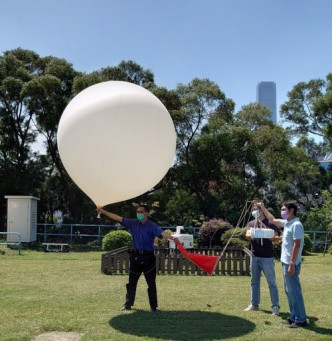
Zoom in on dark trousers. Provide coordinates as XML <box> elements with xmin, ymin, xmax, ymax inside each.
<box><xmin>125</xmin><ymin>253</ymin><xmax>157</xmax><ymax>309</ymax></box>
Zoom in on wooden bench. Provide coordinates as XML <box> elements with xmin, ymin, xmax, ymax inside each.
<box><xmin>42</xmin><ymin>243</ymin><xmax>69</xmax><ymax>252</ymax></box>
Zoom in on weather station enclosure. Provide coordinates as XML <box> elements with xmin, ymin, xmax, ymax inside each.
<box><xmin>5</xmin><ymin>195</ymin><xmax>40</xmax><ymax>243</ymax></box>
<box><xmin>169</xmin><ymin>226</ymin><xmax>194</xmax><ymax>249</ymax></box>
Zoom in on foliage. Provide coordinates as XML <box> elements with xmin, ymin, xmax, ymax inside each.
<box><xmin>303</xmin><ymin>233</ymin><xmax>313</xmax><ymax>255</ymax></box>
<box><xmin>197</xmin><ymin>218</ymin><xmax>233</xmax><ymax>248</ymax></box>
<box><xmin>102</xmin><ymin>230</ymin><xmax>132</xmax><ymax>251</ymax></box>
<box><xmin>280</xmin><ymin>74</ymin><xmax>332</xmax><ymax>150</ymax></box>
<box><xmin>302</xmin><ymin>190</ymin><xmax>332</xmax><ymax>231</ymax></box>
<box><xmin>220</xmin><ymin>227</ymin><xmax>248</xmax><ymax>248</ymax></box>
<box><xmin>164</xmin><ymin>189</ymin><xmax>201</xmax><ymax>226</ymax></box>
<box><xmin>280</xmin><ymin>79</ymin><xmax>327</xmax><ymax>138</ymax></box>
<box><xmin>1</xmin><ymin>48</ymin><xmax>332</xmax><ymax>230</ymax></box>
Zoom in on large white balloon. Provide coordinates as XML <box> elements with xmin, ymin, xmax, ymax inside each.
<box><xmin>57</xmin><ymin>81</ymin><xmax>176</xmax><ymax>206</ymax></box>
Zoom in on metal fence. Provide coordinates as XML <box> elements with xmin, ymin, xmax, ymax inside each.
<box><xmin>33</xmin><ymin>224</ymin><xmax>331</xmax><ymax>252</ymax></box>
<box><xmin>36</xmin><ymin>224</ymin><xmax>199</xmax><ymax>244</ymax></box>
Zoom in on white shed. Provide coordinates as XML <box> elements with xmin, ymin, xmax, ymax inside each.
<box><xmin>5</xmin><ymin>195</ymin><xmax>40</xmax><ymax>243</ymax></box>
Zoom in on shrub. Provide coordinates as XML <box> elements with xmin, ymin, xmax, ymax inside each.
<box><xmin>303</xmin><ymin>233</ymin><xmax>313</xmax><ymax>255</ymax></box>
<box><xmin>198</xmin><ymin>219</ymin><xmax>233</xmax><ymax>248</ymax></box>
<box><xmin>220</xmin><ymin>227</ymin><xmax>248</xmax><ymax>248</ymax></box>
<box><xmin>328</xmin><ymin>244</ymin><xmax>332</xmax><ymax>255</ymax></box>
<box><xmin>102</xmin><ymin>230</ymin><xmax>132</xmax><ymax>251</ymax></box>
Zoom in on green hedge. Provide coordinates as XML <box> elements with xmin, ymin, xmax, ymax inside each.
<box><xmin>102</xmin><ymin>230</ymin><xmax>132</xmax><ymax>251</ymax></box>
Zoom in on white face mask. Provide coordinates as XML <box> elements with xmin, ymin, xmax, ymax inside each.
<box><xmin>251</xmin><ymin>210</ymin><xmax>260</xmax><ymax>218</ymax></box>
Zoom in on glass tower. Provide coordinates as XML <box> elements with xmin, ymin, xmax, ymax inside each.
<box><xmin>256</xmin><ymin>81</ymin><xmax>277</xmax><ymax>123</ymax></box>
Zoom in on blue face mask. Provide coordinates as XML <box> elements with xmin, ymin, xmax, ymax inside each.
<box><xmin>251</xmin><ymin>210</ymin><xmax>260</xmax><ymax>218</ymax></box>
<box><xmin>137</xmin><ymin>213</ymin><xmax>145</xmax><ymax>221</ymax></box>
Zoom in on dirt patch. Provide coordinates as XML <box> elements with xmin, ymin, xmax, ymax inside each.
<box><xmin>32</xmin><ymin>332</ymin><xmax>83</xmax><ymax>341</ymax></box>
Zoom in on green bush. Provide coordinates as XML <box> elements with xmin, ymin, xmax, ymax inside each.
<box><xmin>102</xmin><ymin>230</ymin><xmax>132</xmax><ymax>251</ymax></box>
<box><xmin>198</xmin><ymin>219</ymin><xmax>233</xmax><ymax>248</ymax></box>
<box><xmin>328</xmin><ymin>244</ymin><xmax>332</xmax><ymax>254</ymax></box>
<box><xmin>221</xmin><ymin>228</ymin><xmax>248</xmax><ymax>248</ymax></box>
<box><xmin>303</xmin><ymin>233</ymin><xmax>313</xmax><ymax>255</ymax></box>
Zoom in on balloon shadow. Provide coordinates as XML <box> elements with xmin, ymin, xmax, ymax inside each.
<box><xmin>109</xmin><ymin>310</ymin><xmax>255</xmax><ymax>340</ymax></box>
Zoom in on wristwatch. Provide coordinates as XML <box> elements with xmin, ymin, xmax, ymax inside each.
<box><xmin>290</xmin><ymin>261</ymin><xmax>294</xmax><ymax>265</ymax></box>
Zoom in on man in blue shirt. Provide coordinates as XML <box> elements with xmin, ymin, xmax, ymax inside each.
<box><xmin>259</xmin><ymin>201</ymin><xmax>307</xmax><ymax>328</ymax></box>
<box><xmin>97</xmin><ymin>204</ymin><xmax>172</xmax><ymax>312</ymax></box>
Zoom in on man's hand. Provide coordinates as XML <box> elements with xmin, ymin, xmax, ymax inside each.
<box><xmin>256</xmin><ymin>202</ymin><xmax>265</xmax><ymax>209</ymax></box>
<box><xmin>287</xmin><ymin>263</ymin><xmax>295</xmax><ymax>276</ymax></box>
<box><xmin>162</xmin><ymin>230</ymin><xmax>173</xmax><ymax>240</ymax></box>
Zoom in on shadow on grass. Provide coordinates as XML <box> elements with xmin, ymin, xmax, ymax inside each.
<box><xmin>271</xmin><ymin>311</ymin><xmax>332</xmax><ymax>336</ymax></box>
<box><xmin>109</xmin><ymin>310</ymin><xmax>255</xmax><ymax>340</ymax></box>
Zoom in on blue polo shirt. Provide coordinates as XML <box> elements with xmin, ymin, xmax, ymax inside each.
<box><xmin>280</xmin><ymin>217</ymin><xmax>304</xmax><ymax>265</ymax></box>
<box><xmin>122</xmin><ymin>218</ymin><xmax>163</xmax><ymax>251</ymax></box>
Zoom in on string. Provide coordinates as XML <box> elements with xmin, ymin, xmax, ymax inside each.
<box><xmin>218</xmin><ymin>200</ymin><xmax>253</xmax><ymax>259</ymax></box>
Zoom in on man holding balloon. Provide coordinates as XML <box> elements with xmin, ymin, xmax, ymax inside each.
<box><xmin>58</xmin><ymin>80</ymin><xmax>176</xmax><ymax>311</ymax></box>
<box><xmin>97</xmin><ymin>205</ymin><xmax>173</xmax><ymax>313</ymax></box>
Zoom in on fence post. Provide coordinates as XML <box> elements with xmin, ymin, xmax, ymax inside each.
<box><xmin>70</xmin><ymin>225</ymin><xmax>73</xmax><ymax>244</ymax></box>
<box><xmin>312</xmin><ymin>231</ymin><xmax>316</xmax><ymax>252</ymax></box>
<box><xmin>43</xmin><ymin>224</ymin><xmax>47</xmax><ymax>243</ymax></box>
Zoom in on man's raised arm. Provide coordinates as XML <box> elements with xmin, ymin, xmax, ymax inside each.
<box><xmin>257</xmin><ymin>202</ymin><xmax>283</xmax><ymax>228</ymax></box>
<box><xmin>96</xmin><ymin>206</ymin><xmax>123</xmax><ymax>223</ymax></box>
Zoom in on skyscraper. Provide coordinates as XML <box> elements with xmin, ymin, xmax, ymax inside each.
<box><xmin>256</xmin><ymin>81</ymin><xmax>277</xmax><ymax>123</ymax></box>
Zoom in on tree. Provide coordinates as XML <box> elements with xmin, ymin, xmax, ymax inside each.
<box><xmin>280</xmin><ymin>74</ymin><xmax>332</xmax><ymax>150</ymax></box>
<box><xmin>72</xmin><ymin>60</ymin><xmax>155</xmax><ymax>95</ymax></box>
<box><xmin>174</xmin><ymin>78</ymin><xmax>234</xmax><ymax>167</ymax></box>
<box><xmin>313</xmin><ymin>73</ymin><xmax>332</xmax><ymax>146</ymax></box>
<box><xmin>0</xmin><ymin>49</ymin><xmax>47</xmax><ymax>223</ymax></box>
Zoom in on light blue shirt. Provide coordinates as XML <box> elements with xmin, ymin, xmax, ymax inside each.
<box><xmin>280</xmin><ymin>217</ymin><xmax>304</xmax><ymax>265</ymax></box>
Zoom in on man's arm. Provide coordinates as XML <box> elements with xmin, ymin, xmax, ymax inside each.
<box><xmin>245</xmin><ymin>224</ymin><xmax>252</xmax><ymax>240</ymax></box>
<box><xmin>96</xmin><ymin>206</ymin><xmax>123</xmax><ymax>223</ymax></box>
<box><xmin>257</xmin><ymin>202</ymin><xmax>283</xmax><ymax>227</ymax></box>
<box><xmin>269</xmin><ymin>230</ymin><xmax>281</xmax><ymax>242</ymax></box>
<box><xmin>288</xmin><ymin>239</ymin><xmax>301</xmax><ymax>275</ymax></box>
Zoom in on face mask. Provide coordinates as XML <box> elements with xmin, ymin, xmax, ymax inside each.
<box><xmin>281</xmin><ymin>211</ymin><xmax>289</xmax><ymax>219</ymax></box>
<box><xmin>137</xmin><ymin>213</ymin><xmax>145</xmax><ymax>221</ymax></box>
<box><xmin>251</xmin><ymin>210</ymin><xmax>260</xmax><ymax>218</ymax></box>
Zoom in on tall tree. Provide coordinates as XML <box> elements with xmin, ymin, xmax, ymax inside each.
<box><xmin>280</xmin><ymin>75</ymin><xmax>332</xmax><ymax>148</ymax></box>
<box><xmin>312</xmin><ymin>73</ymin><xmax>332</xmax><ymax>146</ymax></box>
<box><xmin>0</xmin><ymin>49</ymin><xmax>45</xmax><ymax>214</ymax></box>
<box><xmin>174</xmin><ymin>78</ymin><xmax>234</xmax><ymax>167</ymax></box>
<box><xmin>72</xmin><ymin>60</ymin><xmax>155</xmax><ymax>95</ymax></box>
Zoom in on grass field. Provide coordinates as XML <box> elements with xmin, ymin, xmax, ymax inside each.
<box><xmin>0</xmin><ymin>247</ymin><xmax>331</xmax><ymax>341</ymax></box>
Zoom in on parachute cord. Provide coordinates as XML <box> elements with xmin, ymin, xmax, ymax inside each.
<box><xmin>219</xmin><ymin>201</ymin><xmax>253</xmax><ymax>259</ymax></box>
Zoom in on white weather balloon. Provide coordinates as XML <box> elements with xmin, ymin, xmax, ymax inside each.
<box><xmin>57</xmin><ymin>81</ymin><xmax>176</xmax><ymax>206</ymax></box>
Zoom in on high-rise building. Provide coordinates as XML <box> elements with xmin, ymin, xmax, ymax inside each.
<box><xmin>256</xmin><ymin>81</ymin><xmax>277</xmax><ymax>123</ymax></box>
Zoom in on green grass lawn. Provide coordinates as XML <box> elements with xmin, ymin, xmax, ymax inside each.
<box><xmin>0</xmin><ymin>247</ymin><xmax>331</xmax><ymax>341</ymax></box>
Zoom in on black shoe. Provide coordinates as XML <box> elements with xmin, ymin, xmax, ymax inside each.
<box><xmin>120</xmin><ymin>305</ymin><xmax>131</xmax><ymax>311</ymax></box>
<box><xmin>289</xmin><ymin>321</ymin><xmax>308</xmax><ymax>328</ymax></box>
<box><xmin>282</xmin><ymin>318</ymin><xmax>294</xmax><ymax>325</ymax></box>
<box><xmin>151</xmin><ymin>308</ymin><xmax>159</xmax><ymax>313</ymax></box>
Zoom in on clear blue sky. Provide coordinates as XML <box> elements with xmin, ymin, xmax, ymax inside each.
<box><xmin>1</xmin><ymin>0</ymin><xmax>332</xmax><ymax>116</ymax></box>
